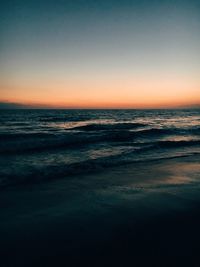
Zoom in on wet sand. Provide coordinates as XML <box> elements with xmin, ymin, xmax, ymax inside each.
<box><xmin>1</xmin><ymin>154</ymin><xmax>200</xmax><ymax>267</ymax></box>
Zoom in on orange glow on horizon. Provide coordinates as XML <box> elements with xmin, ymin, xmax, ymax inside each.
<box><xmin>1</xmin><ymin>74</ymin><xmax>199</xmax><ymax>108</ymax></box>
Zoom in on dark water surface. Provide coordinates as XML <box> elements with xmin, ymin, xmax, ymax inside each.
<box><xmin>0</xmin><ymin>109</ymin><xmax>199</xmax><ymax>187</ymax></box>
<box><xmin>0</xmin><ymin>109</ymin><xmax>200</xmax><ymax>267</ymax></box>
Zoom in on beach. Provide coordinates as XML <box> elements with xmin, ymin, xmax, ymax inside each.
<box><xmin>1</xmin><ymin>0</ymin><xmax>200</xmax><ymax>264</ymax></box>
<box><xmin>1</xmin><ymin>154</ymin><xmax>200</xmax><ymax>267</ymax></box>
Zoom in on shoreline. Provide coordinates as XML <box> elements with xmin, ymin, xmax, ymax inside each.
<box><xmin>1</xmin><ymin>151</ymin><xmax>199</xmax><ymax>190</ymax></box>
<box><xmin>1</xmin><ymin>154</ymin><xmax>200</xmax><ymax>266</ymax></box>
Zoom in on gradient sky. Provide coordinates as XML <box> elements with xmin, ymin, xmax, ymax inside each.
<box><xmin>0</xmin><ymin>0</ymin><xmax>200</xmax><ymax>108</ymax></box>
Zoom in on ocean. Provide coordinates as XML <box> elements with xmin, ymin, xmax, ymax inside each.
<box><xmin>0</xmin><ymin>109</ymin><xmax>199</xmax><ymax>187</ymax></box>
<box><xmin>1</xmin><ymin>109</ymin><xmax>200</xmax><ymax>267</ymax></box>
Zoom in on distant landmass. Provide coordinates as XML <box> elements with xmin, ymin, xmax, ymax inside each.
<box><xmin>0</xmin><ymin>102</ymin><xmax>28</xmax><ymax>109</ymax></box>
<box><xmin>0</xmin><ymin>102</ymin><xmax>48</xmax><ymax>109</ymax></box>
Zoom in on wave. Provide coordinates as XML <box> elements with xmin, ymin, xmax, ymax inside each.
<box><xmin>153</xmin><ymin>140</ymin><xmax>200</xmax><ymax>148</ymax></box>
<box><xmin>1</xmin><ymin>109</ymin><xmax>200</xmax><ymax>189</ymax></box>
<box><xmin>1</xmin><ymin>127</ymin><xmax>199</xmax><ymax>154</ymax></box>
<box><xmin>71</xmin><ymin>122</ymin><xmax>146</xmax><ymax>131</ymax></box>
<box><xmin>39</xmin><ymin>115</ymin><xmax>92</xmax><ymax>122</ymax></box>
<box><xmin>135</xmin><ymin>128</ymin><xmax>177</xmax><ymax>136</ymax></box>
<box><xmin>1</xmin><ymin>148</ymin><xmax>199</xmax><ymax>189</ymax></box>
<box><xmin>0</xmin><ymin>152</ymin><xmax>134</xmax><ymax>187</ymax></box>
<box><xmin>39</xmin><ymin>117</ymin><xmax>69</xmax><ymax>122</ymax></box>
<box><xmin>1</xmin><ymin>122</ymin><xmax>29</xmax><ymax>127</ymax></box>
<box><xmin>0</xmin><ymin>132</ymin><xmax>54</xmax><ymax>141</ymax></box>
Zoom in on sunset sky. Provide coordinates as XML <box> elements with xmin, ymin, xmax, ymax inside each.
<box><xmin>0</xmin><ymin>0</ymin><xmax>200</xmax><ymax>108</ymax></box>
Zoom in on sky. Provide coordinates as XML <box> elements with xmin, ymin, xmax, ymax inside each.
<box><xmin>0</xmin><ymin>0</ymin><xmax>200</xmax><ymax>108</ymax></box>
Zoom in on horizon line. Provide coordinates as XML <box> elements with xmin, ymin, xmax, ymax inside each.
<box><xmin>0</xmin><ymin>101</ymin><xmax>200</xmax><ymax>110</ymax></box>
